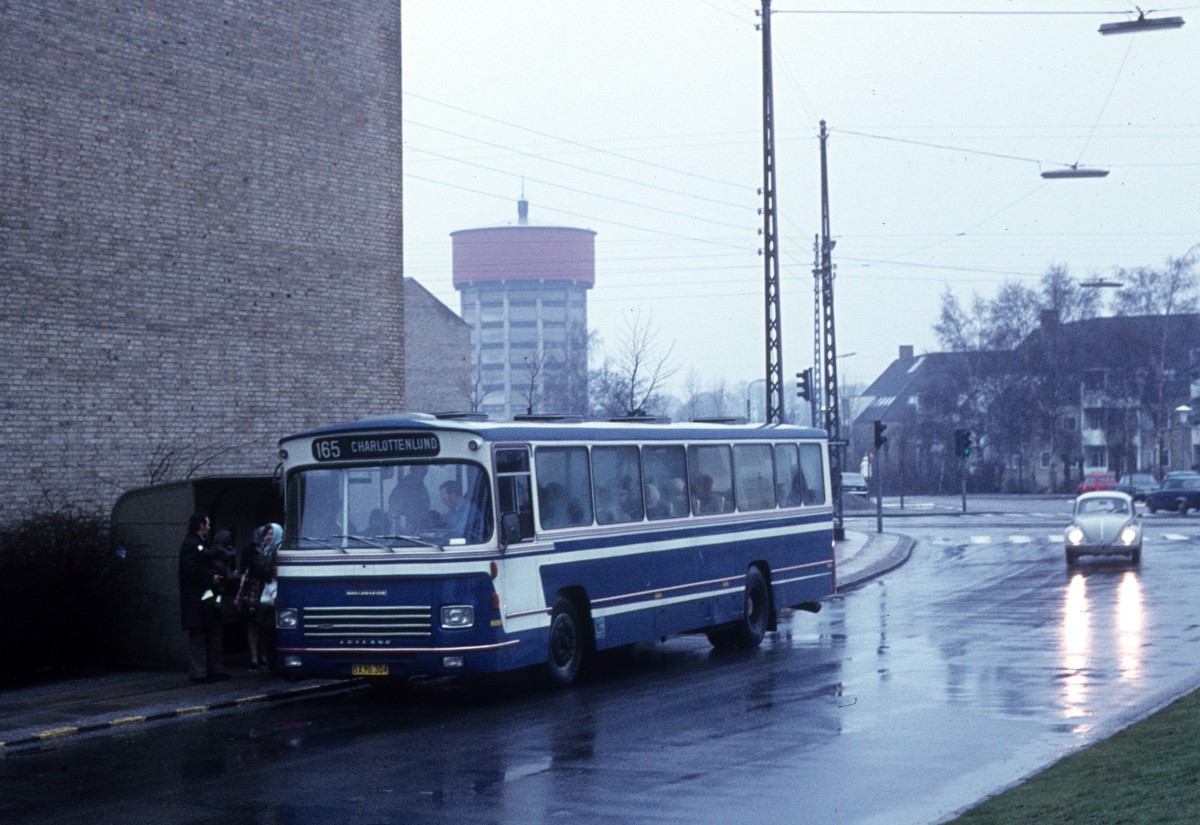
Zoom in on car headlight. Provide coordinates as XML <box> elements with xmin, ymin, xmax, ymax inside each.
<box><xmin>276</xmin><ymin>607</ymin><xmax>299</xmax><ymax>630</ymax></box>
<box><xmin>1121</xmin><ymin>526</ymin><xmax>1139</xmax><ymax>545</ymax></box>
<box><xmin>441</xmin><ymin>605</ymin><xmax>475</xmax><ymax>629</ymax></box>
<box><xmin>1067</xmin><ymin>526</ymin><xmax>1084</xmax><ymax>545</ymax></box>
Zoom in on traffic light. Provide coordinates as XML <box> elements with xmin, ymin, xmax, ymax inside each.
<box><xmin>796</xmin><ymin>368</ymin><xmax>812</xmax><ymax>401</ymax></box>
<box><xmin>954</xmin><ymin>429</ymin><xmax>973</xmax><ymax>457</ymax></box>
<box><xmin>873</xmin><ymin>420</ymin><xmax>888</xmax><ymax>449</ymax></box>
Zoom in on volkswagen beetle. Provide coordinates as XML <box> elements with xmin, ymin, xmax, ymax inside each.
<box><xmin>1065</xmin><ymin>491</ymin><xmax>1141</xmax><ymax>565</ymax></box>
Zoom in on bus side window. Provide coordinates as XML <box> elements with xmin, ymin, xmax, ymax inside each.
<box><xmin>798</xmin><ymin>444</ymin><xmax>826</xmax><ymax>505</ymax></box>
<box><xmin>734</xmin><ymin>444</ymin><xmax>776</xmax><ymax>511</ymax></box>
<box><xmin>535</xmin><ymin>446</ymin><xmax>594</xmax><ymax>529</ymax></box>
<box><xmin>593</xmin><ymin>446</ymin><xmax>644</xmax><ymax>525</ymax></box>
<box><xmin>642</xmin><ymin>445</ymin><xmax>688</xmax><ymax>519</ymax></box>
<box><xmin>775</xmin><ymin>444</ymin><xmax>800</xmax><ymax>507</ymax></box>
<box><xmin>495</xmin><ymin>448</ymin><xmax>534</xmax><ymax>540</ymax></box>
<box><xmin>688</xmin><ymin>445</ymin><xmax>734</xmax><ymax>515</ymax></box>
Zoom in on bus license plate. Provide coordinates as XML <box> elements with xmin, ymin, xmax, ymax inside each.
<box><xmin>352</xmin><ymin>664</ymin><xmax>389</xmax><ymax>677</ymax></box>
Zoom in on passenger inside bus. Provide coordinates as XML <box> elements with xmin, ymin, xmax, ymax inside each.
<box><xmin>389</xmin><ymin>465</ymin><xmax>432</xmax><ymax>531</ymax></box>
<box><xmin>439</xmin><ymin>479</ymin><xmax>485</xmax><ymax>543</ymax></box>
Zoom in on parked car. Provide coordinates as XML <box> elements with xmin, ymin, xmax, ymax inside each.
<box><xmin>1065</xmin><ymin>491</ymin><xmax>1141</xmax><ymax>565</ymax></box>
<box><xmin>841</xmin><ymin>472</ymin><xmax>869</xmax><ymax>495</ymax></box>
<box><xmin>1144</xmin><ymin>476</ymin><xmax>1200</xmax><ymax>514</ymax></box>
<box><xmin>1113</xmin><ymin>472</ymin><xmax>1158</xmax><ymax>502</ymax></box>
<box><xmin>1076</xmin><ymin>472</ymin><xmax>1117</xmax><ymax>494</ymax></box>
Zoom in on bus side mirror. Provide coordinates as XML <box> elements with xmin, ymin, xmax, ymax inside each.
<box><xmin>499</xmin><ymin>512</ymin><xmax>523</xmax><ymax>549</ymax></box>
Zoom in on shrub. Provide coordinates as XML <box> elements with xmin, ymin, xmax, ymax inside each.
<box><xmin>0</xmin><ymin>506</ymin><xmax>120</xmax><ymax>684</ymax></box>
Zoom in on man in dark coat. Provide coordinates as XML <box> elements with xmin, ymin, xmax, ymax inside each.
<box><xmin>178</xmin><ymin>513</ymin><xmax>230</xmax><ymax>683</ymax></box>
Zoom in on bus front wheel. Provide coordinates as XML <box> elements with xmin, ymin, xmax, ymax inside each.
<box><xmin>532</xmin><ymin>597</ymin><xmax>584</xmax><ymax>688</ymax></box>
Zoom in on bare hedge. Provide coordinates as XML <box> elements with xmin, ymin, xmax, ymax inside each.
<box><xmin>0</xmin><ymin>507</ymin><xmax>120</xmax><ymax>684</ymax></box>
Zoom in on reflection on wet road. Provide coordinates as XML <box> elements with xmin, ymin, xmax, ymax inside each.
<box><xmin>4</xmin><ymin>510</ymin><xmax>1200</xmax><ymax>825</ymax></box>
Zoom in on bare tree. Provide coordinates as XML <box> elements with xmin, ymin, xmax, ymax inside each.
<box><xmin>463</xmin><ymin>356</ymin><xmax>493</xmax><ymax>413</ymax></box>
<box><xmin>1042</xmin><ymin>264</ymin><xmax>1102</xmax><ymax>323</ymax></box>
<box><xmin>1112</xmin><ymin>254</ymin><xmax>1199</xmax><ymax>474</ymax></box>
<box><xmin>589</xmin><ymin>311</ymin><xmax>680</xmax><ymax>418</ymax></box>
<box><xmin>517</xmin><ymin>346</ymin><xmax>546</xmax><ymax>416</ymax></box>
<box><xmin>682</xmin><ymin>369</ymin><xmax>705</xmax><ymax>421</ymax></box>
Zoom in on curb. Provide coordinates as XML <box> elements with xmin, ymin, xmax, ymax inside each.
<box><xmin>0</xmin><ymin>678</ymin><xmax>360</xmax><ymax>752</ymax></box>
<box><xmin>838</xmin><ymin>534</ymin><xmax>915</xmax><ymax>591</ymax></box>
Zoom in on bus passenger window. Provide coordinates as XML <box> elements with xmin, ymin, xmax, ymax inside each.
<box><xmin>642</xmin><ymin>445</ymin><xmax>688</xmax><ymax>519</ymax></box>
<box><xmin>798</xmin><ymin>444</ymin><xmax>827</xmax><ymax>505</ymax></box>
<box><xmin>535</xmin><ymin>447</ymin><xmax>593</xmax><ymax>529</ymax></box>
<box><xmin>775</xmin><ymin>445</ymin><xmax>800</xmax><ymax>507</ymax></box>
<box><xmin>734</xmin><ymin>444</ymin><xmax>776</xmax><ymax>511</ymax></box>
<box><xmin>593</xmin><ymin>446</ymin><xmax>644</xmax><ymax>525</ymax></box>
<box><xmin>687</xmin><ymin>445</ymin><xmax>734</xmax><ymax>515</ymax></box>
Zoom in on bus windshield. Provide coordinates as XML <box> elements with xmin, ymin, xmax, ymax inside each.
<box><xmin>285</xmin><ymin>461</ymin><xmax>493</xmax><ymax>550</ymax></box>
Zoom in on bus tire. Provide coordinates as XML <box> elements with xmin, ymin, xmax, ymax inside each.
<box><xmin>733</xmin><ymin>566</ymin><xmax>770</xmax><ymax>649</ymax></box>
<box><xmin>533</xmin><ymin>597</ymin><xmax>585</xmax><ymax>688</ymax></box>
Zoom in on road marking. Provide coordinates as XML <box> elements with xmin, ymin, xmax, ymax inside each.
<box><xmin>970</xmin><ymin>536</ymin><xmax>992</xmax><ymax>544</ymax></box>
<box><xmin>1009</xmin><ymin>535</ymin><xmax>1033</xmax><ymax>544</ymax></box>
<box><xmin>1162</xmin><ymin>533</ymin><xmax>1189</xmax><ymax>541</ymax></box>
<box><xmin>175</xmin><ymin>706</ymin><xmax>208</xmax><ymax>716</ymax></box>
<box><xmin>109</xmin><ymin>715</ymin><xmax>146</xmax><ymax>727</ymax></box>
<box><xmin>37</xmin><ymin>726</ymin><xmax>79</xmax><ymax>740</ymax></box>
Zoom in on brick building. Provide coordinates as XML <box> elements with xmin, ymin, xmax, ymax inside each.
<box><xmin>1</xmin><ymin>2</ymin><xmax>405</xmax><ymax>519</ymax></box>
<box><xmin>403</xmin><ymin>278</ymin><xmax>471</xmax><ymax>414</ymax></box>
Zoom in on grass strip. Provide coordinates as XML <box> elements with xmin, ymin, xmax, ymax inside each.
<box><xmin>953</xmin><ymin>689</ymin><xmax>1200</xmax><ymax>824</ymax></box>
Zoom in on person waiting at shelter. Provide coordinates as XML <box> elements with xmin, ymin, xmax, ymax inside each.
<box><xmin>178</xmin><ymin>513</ymin><xmax>230</xmax><ymax>684</ymax></box>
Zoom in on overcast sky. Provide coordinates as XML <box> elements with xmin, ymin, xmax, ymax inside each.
<box><xmin>401</xmin><ymin>1</ymin><xmax>1199</xmax><ymax>399</ymax></box>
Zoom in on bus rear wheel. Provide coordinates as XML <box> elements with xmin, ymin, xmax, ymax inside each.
<box><xmin>709</xmin><ymin>566</ymin><xmax>771</xmax><ymax>650</ymax></box>
<box><xmin>734</xmin><ymin>566</ymin><xmax>770</xmax><ymax>648</ymax></box>
<box><xmin>532</xmin><ymin>597</ymin><xmax>585</xmax><ymax>688</ymax></box>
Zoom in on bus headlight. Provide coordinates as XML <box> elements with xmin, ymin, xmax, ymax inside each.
<box><xmin>441</xmin><ymin>605</ymin><xmax>475</xmax><ymax>629</ymax></box>
<box><xmin>276</xmin><ymin>607</ymin><xmax>299</xmax><ymax>630</ymax></box>
<box><xmin>1067</xmin><ymin>527</ymin><xmax>1084</xmax><ymax>545</ymax></box>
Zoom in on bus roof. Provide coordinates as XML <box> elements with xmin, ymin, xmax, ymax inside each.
<box><xmin>280</xmin><ymin>413</ymin><xmax>828</xmax><ymax>447</ymax></box>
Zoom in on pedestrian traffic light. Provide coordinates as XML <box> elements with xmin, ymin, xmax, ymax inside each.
<box><xmin>873</xmin><ymin>420</ymin><xmax>888</xmax><ymax>449</ymax></box>
<box><xmin>954</xmin><ymin>429</ymin><xmax>972</xmax><ymax>457</ymax></box>
<box><xmin>796</xmin><ymin>368</ymin><xmax>812</xmax><ymax>401</ymax></box>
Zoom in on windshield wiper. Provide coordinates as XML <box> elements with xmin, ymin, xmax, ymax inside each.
<box><xmin>378</xmin><ymin>534</ymin><xmax>444</xmax><ymax>551</ymax></box>
<box><xmin>334</xmin><ymin>534</ymin><xmax>391</xmax><ymax>550</ymax></box>
<box><xmin>300</xmin><ymin>536</ymin><xmax>347</xmax><ymax>553</ymax></box>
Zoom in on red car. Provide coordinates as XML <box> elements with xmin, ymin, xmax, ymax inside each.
<box><xmin>1077</xmin><ymin>472</ymin><xmax>1118</xmax><ymax>494</ymax></box>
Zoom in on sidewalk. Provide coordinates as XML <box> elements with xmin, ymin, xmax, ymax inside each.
<box><xmin>0</xmin><ymin>531</ymin><xmax>912</xmax><ymax>751</ymax></box>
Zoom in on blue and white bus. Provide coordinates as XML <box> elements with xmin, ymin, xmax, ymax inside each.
<box><xmin>274</xmin><ymin>413</ymin><xmax>835</xmax><ymax>686</ymax></box>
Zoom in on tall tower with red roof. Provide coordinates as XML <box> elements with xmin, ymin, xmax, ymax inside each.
<box><xmin>452</xmin><ymin>198</ymin><xmax>595</xmax><ymax>418</ymax></box>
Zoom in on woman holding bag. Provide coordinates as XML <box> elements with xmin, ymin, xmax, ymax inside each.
<box><xmin>237</xmin><ymin>522</ymin><xmax>281</xmax><ymax>670</ymax></box>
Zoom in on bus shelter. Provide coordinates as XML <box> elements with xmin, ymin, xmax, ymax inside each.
<box><xmin>110</xmin><ymin>476</ymin><xmax>282</xmax><ymax>670</ymax></box>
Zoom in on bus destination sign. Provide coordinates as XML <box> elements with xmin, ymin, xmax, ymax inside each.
<box><xmin>311</xmin><ymin>433</ymin><xmax>441</xmax><ymax>462</ymax></box>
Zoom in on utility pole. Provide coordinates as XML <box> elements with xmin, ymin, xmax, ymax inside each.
<box><xmin>811</xmin><ymin>236</ymin><xmax>822</xmax><ymax>429</ymax></box>
<box><xmin>758</xmin><ymin>0</ymin><xmax>784</xmax><ymax>424</ymax></box>
<box><xmin>818</xmin><ymin>121</ymin><xmax>844</xmax><ymax>539</ymax></box>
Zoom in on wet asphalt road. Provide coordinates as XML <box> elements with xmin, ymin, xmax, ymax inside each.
<box><xmin>5</xmin><ymin>497</ymin><xmax>1200</xmax><ymax>825</ymax></box>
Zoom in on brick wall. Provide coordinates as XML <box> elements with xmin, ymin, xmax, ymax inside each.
<box><xmin>403</xmin><ymin>279</ymin><xmax>471</xmax><ymax>414</ymax></box>
<box><xmin>0</xmin><ymin>1</ymin><xmax>405</xmax><ymax>519</ymax></box>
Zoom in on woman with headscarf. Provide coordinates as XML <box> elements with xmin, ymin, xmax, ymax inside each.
<box><xmin>237</xmin><ymin>522</ymin><xmax>282</xmax><ymax>670</ymax></box>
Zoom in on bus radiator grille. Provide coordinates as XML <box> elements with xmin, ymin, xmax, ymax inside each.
<box><xmin>302</xmin><ymin>605</ymin><xmax>432</xmax><ymax>640</ymax></box>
